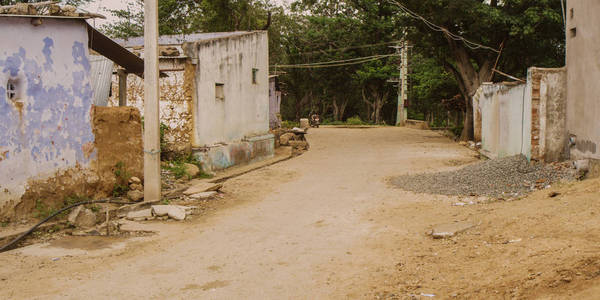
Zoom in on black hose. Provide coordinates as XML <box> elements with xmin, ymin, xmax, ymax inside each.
<box><xmin>0</xmin><ymin>198</ymin><xmax>136</xmax><ymax>253</ymax></box>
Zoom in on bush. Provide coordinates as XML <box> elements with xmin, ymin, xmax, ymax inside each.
<box><xmin>281</xmin><ymin>120</ymin><xmax>300</xmax><ymax>128</ymax></box>
<box><xmin>346</xmin><ymin>116</ymin><xmax>366</xmax><ymax>125</ymax></box>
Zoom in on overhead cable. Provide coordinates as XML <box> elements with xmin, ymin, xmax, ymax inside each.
<box><xmin>272</xmin><ymin>54</ymin><xmax>398</xmax><ymax>69</ymax></box>
<box><xmin>293</xmin><ymin>40</ymin><xmax>404</xmax><ymax>56</ymax></box>
<box><xmin>386</xmin><ymin>0</ymin><xmax>500</xmax><ymax>53</ymax></box>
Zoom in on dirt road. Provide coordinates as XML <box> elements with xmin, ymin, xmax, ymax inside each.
<box><xmin>1</xmin><ymin>127</ymin><xmax>598</xmax><ymax>299</ymax></box>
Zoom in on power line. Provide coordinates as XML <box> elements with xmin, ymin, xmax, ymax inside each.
<box><xmin>272</xmin><ymin>54</ymin><xmax>398</xmax><ymax>69</ymax></box>
<box><xmin>386</xmin><ymin>0</ymin><xmax>500</xmax><ymax>53</ymax></box>
<box><xmin>292</xmin><ymin>41</ymin><xmax>404</xmax><ymax>56</ymax></box>
<box><xmin>281</xmin><ymin>54</ymin><xmax>396</xmax><ymax>67</ymax></box>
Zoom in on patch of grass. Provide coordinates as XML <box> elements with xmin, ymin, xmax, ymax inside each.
<box><xmin>322</xmin><ymin>116</ymin><xmax>368</xmax><ymax>126</ymax></box>
<box><xmin>346</xmin><ymin>116</ymin><xmax>367</xmax><ymax>125</ymax></box>
<box><xmin>161</xmin><ymin>198</ymin><xmax>170</xmax><ymax>205</ymax></box>
<box><xmin>1</xmin><ymin>222</ymin><xmax>8</xmax><ymax>227</ymax></box>
<box><xmin>165</xmin><ymin>161</ymin><xmax>188</xmax><ymax>179</ymax></box>
<box><xmin>34</xmin><ymin>200</ymin><xmax>54</xmax><ymax>219</ymax></box>
<box><xmin>164</xmin><ymin>153</ymin><xmax>213</xmax><ymax>180</ymax></box>
<box><xmin>33</xmin><ymin>195</ymin><xmax>91</xmax><ymax>220</ymax></box>
<box><xmin>281</xmin><ymin>120</ymin><xmax>300</xmax><ymax>128</ymax></box>
<box><xmin>112</xmin><ymin>161</ymin><xmax>131</xmax><ymax>197</ymax></box>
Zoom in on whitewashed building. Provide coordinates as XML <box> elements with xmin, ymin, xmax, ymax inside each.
<box><xmin>112</xmin><ymin>31</ymin><xmax>274</xmax><ymax>172</ymax></box>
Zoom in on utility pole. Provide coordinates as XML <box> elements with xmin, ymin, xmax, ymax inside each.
<box><xmin>393</xmin><ymin>41</ymin><xmax>410</xmax><ymax>126</ymax></box>
<box><xmin>143</xmin><ymin>0</ymin><xmax>161</xmax><ymax>202</ymax></box>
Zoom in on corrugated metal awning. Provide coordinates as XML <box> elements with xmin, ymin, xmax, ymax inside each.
<box><xmin>86</xmin><ymin>24</ymin><xmax>144</xmax><ymax>77</ymax></box>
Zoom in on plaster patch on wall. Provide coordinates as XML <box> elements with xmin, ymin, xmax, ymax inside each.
<box><xmin>109</xmin><ymin>69</ymin><xmax>193</xmax><ymax>156</ymax></box>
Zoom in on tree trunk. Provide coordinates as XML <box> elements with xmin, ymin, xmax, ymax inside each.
<box><xmin>442</xmin><ymin>37</ymin><xmax>494</xmax><ymax>140</ymax></box>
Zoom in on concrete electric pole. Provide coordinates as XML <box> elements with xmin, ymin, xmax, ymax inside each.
<box><xmin>143</xmin><ymin>0</ymin><xmax>161</xmax><ymax>202</ymax></box>
<box><xmin>393</xmin><ymin>42</ymin><xmax>410</xmax><ymax>126</ymax></box>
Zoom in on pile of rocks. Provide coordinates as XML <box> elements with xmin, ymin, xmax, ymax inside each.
<box><xmin>279</xmin><ymin>128</ymin><xmax>310</xmax><ymax>154</ymax></box>
<box><xmin>126</xmin><ymin>177</ymin><xmax>145</xmax><ymax>202</ymax></box>
<box><xmin>390</xmin><ymin>155</ymin><xmax>578</xmax><ymax>199</ymax></box>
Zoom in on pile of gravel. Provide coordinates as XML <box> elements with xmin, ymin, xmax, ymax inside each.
<box><xmin>390</xmin><ymin>155</ymin><xmax>577</xmax><ymax>198</ymax></box>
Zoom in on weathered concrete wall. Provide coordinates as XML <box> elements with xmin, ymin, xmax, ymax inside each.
<box><xmin>529</xmin><ymin>68</ymin><xmax>567</xmax><ymax>162</ymax></box>
<box><xmin>109</xmin><ymin>66</ymin><xmax>194</xmax><ymax>156</ymax></box>
<box><xmin>189</xmin><ymin>31</ymin><xmax>270</xmax><ymax>147</ymax></box>
<box><xmin>0</xmin><ymin>18</ymin><xmax>96</xmax><ymax>218</ymax></box>
<box><xmin>474</xmin><ymin>67</ymin><xmax>567</xmax><ymax>162</ymax></box>
<box><xmin>566</xmin><ymin>1</ymin><xmax>600</xmax><ymax>160</ymax></box>
<box><xmin>474</xmin><ymin>83</ymin><xmax>529</xmax><ymax>159</ymax></box>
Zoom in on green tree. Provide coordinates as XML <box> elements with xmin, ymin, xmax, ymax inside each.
<box><xmin>394</xmin><ymin>0</ymin><xmax>565</xmax><ymax>139</ymax></box>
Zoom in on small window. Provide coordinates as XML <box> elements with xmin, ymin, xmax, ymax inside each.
<box><xmin>6</xmin><ymin>80</ymin><xmax>17</xmax><ymax>100</ymax></box>
<box><xmin>215</xmin><ymin>83</ymin><xmax>224</xmax><ymax>101</ymax></box>
<box><xmin>570</xmin><ymin>27</ymin><xmax>577</xmax><ymax>38</ymax></box>
<box><xmin>252</xmin><ymin>68</ymin><xmax>259</xmax><ymax>84</ymax></box>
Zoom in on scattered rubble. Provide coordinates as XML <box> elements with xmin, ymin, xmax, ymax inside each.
<box><xmin>127</xmin><ymin>190</ymin><xmax>145</xmax><ymax>202</ymax></box>
<box><xmin>126</xmin><ymin>209</ymin><xmax>153</xmax><ymax>221</ymax></box>
<box><xmin>183</xmin><ymin>182</ymin><xmax>223</xmax><ymax>195</ymax></box>
<box><xmin>189</xmin><ymin>191</ymin><xmax>218</xmax><ymax>199</ymax></box>
<box><xmin>391</xmin><ymin>155</ymin><xmax>577</xmax><ymax>198</ymax></box>
<box><xmin>429</xmin><ymin>221</ymin><xmax>476</xmax><ymax>239</ymax></box>
<box><xmin>280</xmin><ymin>133</ymin><xmax>296</xmax><ymax>146</ymax></box>
<box><xmin>67</xmin><ymin>206</ymin><xmax>97</xmax><ymax>228</ymax></box>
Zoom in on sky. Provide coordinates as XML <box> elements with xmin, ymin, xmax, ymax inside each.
<box><xmin>83</xmin><ymin>0</ymin><xmax>292</xmax><ymax>27</ymax></box>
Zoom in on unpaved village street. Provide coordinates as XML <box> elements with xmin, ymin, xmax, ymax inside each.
<box><xmin>1</xmin><ymin>127</ymin><xmax>599</xmax><ymax>299</ymax></box>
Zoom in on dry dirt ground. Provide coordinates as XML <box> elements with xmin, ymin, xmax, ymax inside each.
<box><xmin>0</xmin><ymin>127</ymin><xmax>599</xmax><ymax>299</ymax></box>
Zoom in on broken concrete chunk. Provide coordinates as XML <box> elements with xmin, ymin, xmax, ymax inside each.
<box><xmin>126</xmin><ymin>209</ymin><xmax>153</xmax><ymax>221</ymax></box>
<box><xmin>67</xmin><ymin>205</ymin><xmax>84</xmax><ymax>224</ymax></box>
<box><xmin>151</xmin><ymin>205</ymin><xmax>171</xmax><ymax>217</ymax></box>
<box><xmin>74</xmin><ymin>209</ymin><xmax>97</xmax><ymax>228</ymax></box>
<box><xmin>430</xmin><ymin>221</ymin><xmax>475</xmax><ymax>239</ymax></box>
<box><xmin>189</xmin><ymin>191</ymin><xmax>218</xmax><ymax>199</ymax></box>
<box><xmin>184</xmin><ymin>163</ymin><xmax>200</xmax><ymax>178</ymax></box>
<box><xmin>183</xmin><ymin>182</ymin><xmax>223</xmax><ymax>196</ymax></box>
<box><xmin>127</xmin><ymin>190</ymin><xmax>145</xmax><ymax>202</ymax></box>
<box><xmin>167</xmin><ymin>206</ymin><xmax>186</xmax><ymax>221</ymax></box>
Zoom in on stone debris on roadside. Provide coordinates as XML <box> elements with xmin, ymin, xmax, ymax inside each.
<box><xmin>189</xmin><ymin>191</ymin><xmax>218</xmax><ymax>199</ymax></box>
<box><xmin>391</xmin><ymin>155</ymin><xmax>577</xmax><ymax>198</ymax></box>
<box><xmin>126</xmin><ymin>209</ymin><xmax>153</xmax><ymax>221</ymax></box>
<box><xmin>429</xmin><ymin>221</ymin><xmax>476</xmax><ymax>239</ymax></box>
<box><xmin>127</xmin><ymin>190</ymin><xmax>145</xmax><ymax>202</ymax></box>
<box><xmin>183</xmin><ymin>182</ymin><xmax>223</xmax><ymax>195</ymax></box>
<box><xmin>67</xmin><ymin>206</ymin><xmax>97</xmax><ymax>228</ymax></box>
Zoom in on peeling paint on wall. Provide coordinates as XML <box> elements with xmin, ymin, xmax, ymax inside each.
<box><xmin>0</xmin><ymin>18</ymin><xmax>96</xmax><ymax>218</ymax></box>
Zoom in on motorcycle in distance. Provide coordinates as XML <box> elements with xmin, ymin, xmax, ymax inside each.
<box><xmin>310</xmin><ymin>114</ymin><xmax>321</xmax><ymax>128</ymax></box>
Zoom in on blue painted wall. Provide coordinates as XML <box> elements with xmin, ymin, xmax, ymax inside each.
<box><xmin>0</xmin><ymin>18</ymin><xmax>96</xmax><ymax>211</ymax></box>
